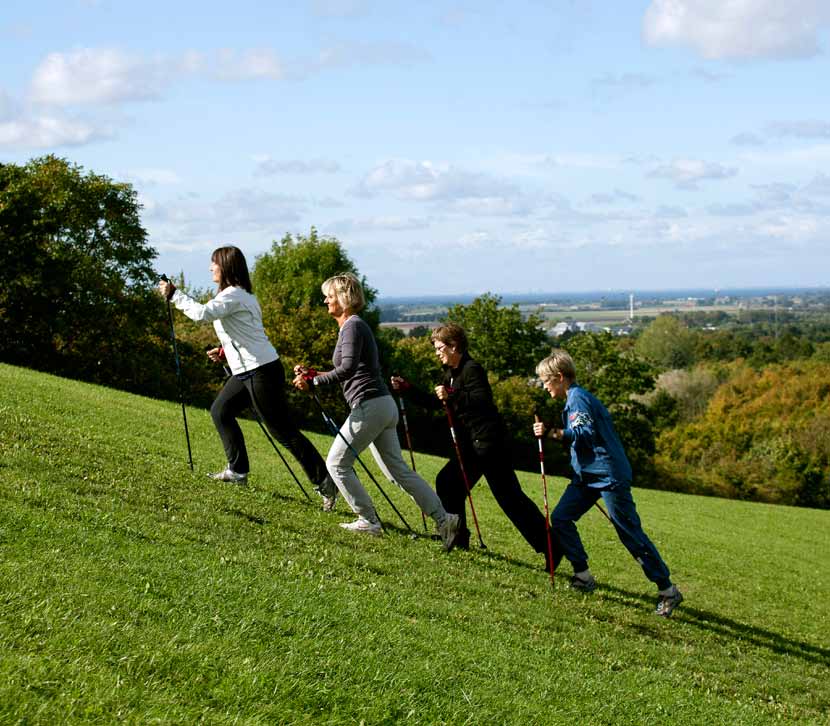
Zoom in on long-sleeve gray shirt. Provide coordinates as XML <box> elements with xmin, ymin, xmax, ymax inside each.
<box><xmin>314</xmin><ymin>315</ymin><xmax>389</xmax><ymax>408</ymax></box>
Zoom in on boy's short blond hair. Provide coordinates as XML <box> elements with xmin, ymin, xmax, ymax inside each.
<box><xmin>536</xmin><ymin>349</ymin><xmax>577</xmax><ymax>382</ymax></box>
<box><xmin>321</xmin><ymin>272</ymin><xmax>366</xmax><ymax>313</ymax></box>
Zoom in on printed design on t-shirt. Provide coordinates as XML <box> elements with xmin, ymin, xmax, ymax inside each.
<box><xmin>568</xmin><ymin>411</ymin><xmax>592</xmax><ymax>429</ymax></box>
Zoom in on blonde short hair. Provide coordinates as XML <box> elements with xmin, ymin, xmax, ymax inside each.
<box><xmin>321</xmin><ymin>272</ymin><xmax>366</xmax><ymax>313</ymax></box>
<box><xmin>536</xmin><ymin>349</ymin><xmax>576</xmax><ymax>382</ymax></box>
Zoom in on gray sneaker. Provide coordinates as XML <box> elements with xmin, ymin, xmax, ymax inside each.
<box><xmin>438</xmin><ymin>513</ymin><xmax>460</xmax><ymax>551</ymax></box>
<box><xmin>316</xmin><ymin>475</ymin><xmax>338</xmax><ymax>512</ymax></box>
<box><xmin>207</xmin><ymin>467</ymin><xmax>248</xmax><ymax>484</ymax></box>
<box><xmin>655</xmin><ymin>587</ymin><xmax>684</xmax><ymax>617</ymax></box>
<box><xmin>570</xmin><ymin>574</ymin><xmax>597</xmax><ymax>592</ymax></box>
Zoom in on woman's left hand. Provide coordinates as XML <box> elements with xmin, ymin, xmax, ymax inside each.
<box><xmin>292</xmin><ymin>373</ymin><xmax>310</xmax><ymax>392</ymax></box>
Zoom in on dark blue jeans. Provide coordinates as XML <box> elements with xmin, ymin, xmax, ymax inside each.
<box><xmin>550</xmin><ymin>481</ymin><xmax>672</xmax><ymax>590</ymax></box>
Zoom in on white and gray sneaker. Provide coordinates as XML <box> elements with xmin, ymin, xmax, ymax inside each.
<box><xmin>316</xmin><ymin>475</ymin><xmax>338</xmax><ymax>512</ymax></box>
<box><xmin>438</xmin><ymin>512</ymin><xmax>460</xmax><ymax>551</ymax></box>
<box><xmin>339</xmin><ymin>517</ymin><xmax>382</xmax><ymax>537</ymax></box>
<box><xmin>207</xmin><ymin>467</ymin><xmax>248</xmax><ymax>485</ymax></box>
<box><xmin>655</xmin><ymin>586</ymin><xmax>684</xmax><ymax>617</ymax></box>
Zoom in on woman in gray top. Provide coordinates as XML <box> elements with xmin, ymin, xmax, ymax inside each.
<box><xmin>293</xmin><ymin>273</ymin><xmax>459</xmax><ymax>548</ymax></box>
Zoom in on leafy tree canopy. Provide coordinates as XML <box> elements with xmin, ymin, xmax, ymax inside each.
<box><xmin>0</xmin><ymin>155</ymin><xmax>163</xmax><ymax>387</ymax></box>
<box><xmin>444</xmin><ymin>293</ymin><xmax>549</xmax><ymax>379</ymax></box>
<box><xmin>634</xmin><ymin>314</ymin><xmax>697</xmax><ymax>370</ymax></box>
<box><xmin>251</xmin><ymin>228</ymin><xmax>377</xmax><ymax>381</ymax></box>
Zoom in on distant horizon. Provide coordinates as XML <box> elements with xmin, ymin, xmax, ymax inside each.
<box><xmin>377</xmin><ymin>284</ymin><xmax>830</xmax><ymax>305</ymax></box>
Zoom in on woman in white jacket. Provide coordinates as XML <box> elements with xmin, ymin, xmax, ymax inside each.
<box><xmin>158</xmin><ymin>246</ymin><xmax>336</xmax><ymax>508</ymax></box>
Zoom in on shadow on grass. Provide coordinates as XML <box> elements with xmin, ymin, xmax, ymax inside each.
<box><xmin>597</xmin><ymin>582</ymin><xmax>830</xmax><ymax>668</ymax></box>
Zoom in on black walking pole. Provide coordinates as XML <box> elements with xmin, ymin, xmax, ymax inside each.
<box><xmin>243</xmin><ymin>378</ymin><xmax>312</xmax><ymax>502</ymax></box>
<box><xmin>160</xmin><ymin>274</ymin><xmax>193</xmax><ymax>471</ymax></box>
<box><xmin>443</xmin><ymin>402</ymin><xmax>486</xmax><ymax>549</ymax></box>
<box><xmin>306</xmin><ymin>383</ymin><xmax>414</xmax><ymax>533</ymax></box>
<box><xmin>397</xmin><ymin>395</ymin><xmax>428</xmax><ymax>532</ymax></box>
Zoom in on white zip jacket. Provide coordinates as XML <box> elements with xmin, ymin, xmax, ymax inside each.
<box><xmin>171</xmin><ymin>286</ymin><xmax>278</xmax><ymax>375</ymax></box>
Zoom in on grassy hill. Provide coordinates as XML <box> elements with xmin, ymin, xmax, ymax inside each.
<box><xmin>0</xmin><ymin>362</ymin><xmax>828</xmax><ymax>725</ymax></box>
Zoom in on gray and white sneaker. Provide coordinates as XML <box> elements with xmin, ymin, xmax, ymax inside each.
<box><xmin>655</xmin><ymin>586</ymin><xmax>684</xmax><ymax>617</ymax></box>
<box><xmin>316</xmin><ymin>475</ymin><xmax>338</xmax><ymax>512</ymax></box>
<box><xmin>438</xmin><ymin>513</ymin><xmax>460</xmax><ymax>551</ymax></box>
<box><xmin>570</xmin><ymin>573</ymin><xmax>597</xmax><ymax>592</ymax></box>
<box><xmin>207</xmin><ymin>466</ymin><xmax>248</xmax><ymax>485</ymax></box>
<box><xmin>339</xmin><ymin>517</ymin><xmax>382</xmax><ymax>537</ymax></box>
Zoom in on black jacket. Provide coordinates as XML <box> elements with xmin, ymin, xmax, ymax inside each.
<box><xmin>407</xmin><ymin>353</ymin><xmax>506</xmax><ymax>452</ymax></box>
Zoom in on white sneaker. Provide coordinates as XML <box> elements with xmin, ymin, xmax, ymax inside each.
<box><xmin>438</xmin><ymin>512</ymin><xmax>460</xmax><ymax>551</ymax></box>
<box><xmin>317</xmin><ymin>475</ymin><xmax>338</xmax><ymax>512</ymax></box>
<box><xmin>339</xmin><ymin>517</ymin><xmax>382</xmax><ymax>537</ymax></box>
<box><xmin>207</xmin><ymin>467</ymin><xmax>248</xmax><ymax>484</ymax></box>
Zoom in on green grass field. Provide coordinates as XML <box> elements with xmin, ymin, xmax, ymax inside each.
<box><xmin>1</xmin><ymin>363</ymin><xmax>828</xmax><ymax>725</ymax></box>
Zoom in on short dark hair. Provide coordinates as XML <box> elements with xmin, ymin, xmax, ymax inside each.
<box><xmin>430</xmin><ymin>323</ymin><xmax>468</xmax><ymax>354</ymax></box>
<box><xmin>212</xmin><ymin>246</ymin><xmax>252</xmax><ymax>293</ymax></box>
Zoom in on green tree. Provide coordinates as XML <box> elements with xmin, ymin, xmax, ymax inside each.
<box><xmin>251</xmin><ymin>228</ymin><xmax>377</xmax><ymax>371</ymax></box>
<box><xmin>634</xmin><ymin>314</ymin><xmax>697</xmax><ymax>370</ymax></box>
<box><xmin>656</xmin><ymin>360</ymin><xmax>830</xmax><ymax>508</ymax></box>
<box><xmin>563</xmin><ymin>332</ymin><xmax>658</xmax><ymax>485</ymax></box>
<box><xmin>0</xmin><ymin>155</ymin><xmax>174</xmax><ymax>394</ymax></box>
<box><xmin>251</xmin><ymin>229</ymin><xmax>379</xmax><ymax>425</ymax></box>
<box><xmin>445</xmin><ymin>293</ymin><xmax>549</xmax><ymax>379</ymax></box>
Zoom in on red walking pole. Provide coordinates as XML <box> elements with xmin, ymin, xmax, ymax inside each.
<box><xmin>535</xmin><ymin>415</ymin><xmax>556</xmax><ymax>589</ymax></box>
<box><xmin>443</xmin><ymin>402</ymin><xmax>486</xmax><ymax>549</ymax></box>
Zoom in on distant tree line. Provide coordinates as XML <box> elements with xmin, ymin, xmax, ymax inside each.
<box><xmin>2</xmin><ymin>156</ymin><xmax>827</xmax><ymax>508</ymax></box>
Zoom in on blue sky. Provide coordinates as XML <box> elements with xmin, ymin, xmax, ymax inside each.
<box><xmin>2</xmin><ymin>1</ymin><xmax>830</xmax><ymax>296</ymax></box>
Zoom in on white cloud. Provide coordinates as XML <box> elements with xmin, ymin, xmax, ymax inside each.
<box><xmin>648</xmin><ymin>158</ymin><xmax>738</xmax><ymax>189</ymax></box>
<box><xmin>765</xmin><ymin>120</ymin><xmax>830</xmax><ymax>140</ymax></box>
<box><xmin>0</xmin><ymin>115</ymin><xmax>111</xmax><ymax>148</ymax></box>
<box><xmin>25</xmin><ymin>43</ymin><xmax>428</xmax><ymax>110</ymax></box>
<box><xmin>730</xmin><ymin>132</ymin><xmax>765</xmax><ymax>147</ymax></box>
<box><xmin>591</xmin><ymin>72</ymin><xmax>656</xmax><ymax>91</ymax></box>
<box><xmin>326</xmin><ymin>215</ymin><xmax>430</xmax><ymax>235</ymax></box>
<box><xmin>254</xmin><ymin>157</ymin><xmax>341</xmax><ymax>175</ymax></box>
<box><xmin>352</xmin><ymin>159</ymin><xmax>522</xmax><ymax>211</ymax></box>
<box><xmin>214</xmin><ymin>49</ymin><xmax>285</xmax><ymax>80</ymax></box>
<box><xmin>29</xmin><ymin>48</ymin><xmax>172</xmax><ymax>105</ymax></box>
<box><xmin>146</xmin><ymin>188</ymin><xmax>307</xmax><ymax>247</ymax></box>
<box><xmin>643</xmin><ymin>0</ymin><xmax>830</xmax><ymax>60</ymax></box>
<box><xmin>120</xmin><ymin>168</ymin><xmax>182</xmax><ymax>186</ymax></box>
<box><xmin>0</xmin><ymin>90</ymin><xmax>16</xmax><ymax>121</ymax></box>
<box><xmin>587</xmin><ymin>189</ymin><xmax>640</xmax><ymax>205</ymax></box>
<box><xmin>310</xmin><ymin>0</ymin><xmax>371</xmax><ymax>18</ymax></box>
<box><xmin>805</xmin><ymin>173</ymin><xmax>830</xmax><ymax>196</ymax></box>
<box><xmin>308</xmin><ymin>41</ymin><xmax>430</xmax><ymax>73</ymax></box>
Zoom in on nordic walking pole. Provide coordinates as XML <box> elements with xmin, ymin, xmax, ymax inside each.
<box><xmin>160</xmin><ymin>274</ymin><xmax>193</xmax><ymax>471</ymax></box>
<box><xmin>242</xmin><ymin>377</ymin><xmax>312</xmax><ymax>502</ymax></box>
<box><xmin>307</xmin><ymin>383</ymin><xmax>414</xmax><ymax>533</ymax></box>
<box><xmin>443</xmin><ymin>402</ymin><xmax>486</xmax><ymax>549</ymax></box>
<box><xmin>535</xmin><ymin>415</ymin><xmax>556</xmax><ymax>590</ymax></box>
<box><xmin>397</xmin><ymin>395</ymin><xmax>428</xmax><ymax>532</ymax></box>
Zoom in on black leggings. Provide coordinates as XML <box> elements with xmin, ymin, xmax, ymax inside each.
<box><xmin>436</xmin><ymin>438</ymin><xmax>548</xmax><ymax>554</ymax></box>
<box><xmin>210</xmin><ymin>360</ymin><xmax>327</xmax><ymax>485</ymax></box>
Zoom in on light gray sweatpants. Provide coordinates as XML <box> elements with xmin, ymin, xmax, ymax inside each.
<box><xmin>326</xmin><ymin>394</ymin><xmax>445</xmax><ymax>524</ymax></box>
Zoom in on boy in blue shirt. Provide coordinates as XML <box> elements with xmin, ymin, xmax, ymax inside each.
<box><xmin>533</xmin><ymin>350</ymin><xmax>683</xmax><ymax>617</ymax></box>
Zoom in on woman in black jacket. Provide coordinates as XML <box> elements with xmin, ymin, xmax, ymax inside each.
<box><xmin>393</xmin><ymin>323</ymin><xmax>549</xmax><ymax>560</ymax></box>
